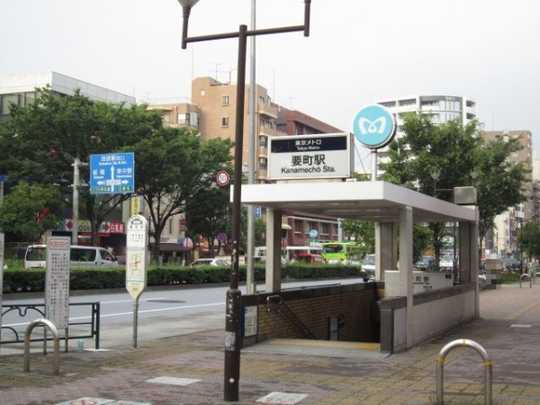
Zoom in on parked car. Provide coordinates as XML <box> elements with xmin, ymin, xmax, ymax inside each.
<box><xmin>24</xmin><ymin>244</ymin><xmax>119</xmax><ymax>269</ymax></box>
<box><xmin>361</xmin><ymin>254</ymin><xmax>375</xmax><ymax>276</ymax></box>
<box><xmin>415</xmin><ymin>256</ymin><xmax>435</xmax><ymax>271</ymax></box>
<box><xmin>502</xmin><ymin>257</ymin><xmax>520</xmax><ymax>272</ymax></box>
<box><xmin>191</xmin><ymin>258</ymin><xmax>229</xmax><ymax>267</ymax></box>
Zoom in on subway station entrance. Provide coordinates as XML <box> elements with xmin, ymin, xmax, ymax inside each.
<box><xmin>238</xmin><ymin>180</ymin><xmax>479</xmax><ymax>353</ymax></box>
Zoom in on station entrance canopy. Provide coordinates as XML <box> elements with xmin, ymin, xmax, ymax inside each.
<box><xmin>238</xmin><ymin>180</ymin><xmax>476</xmax><ymax>224</ymax></box>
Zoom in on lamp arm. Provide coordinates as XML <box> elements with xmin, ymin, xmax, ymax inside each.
<box><xmin>304</xmin><ymin>0</ymin><xmax>311</xmax><ymax>37</ymax></box>
<box><xmin>181</xmin><ymin>6</ymin><xmax>191</xmax><ymax>49</ymax></box>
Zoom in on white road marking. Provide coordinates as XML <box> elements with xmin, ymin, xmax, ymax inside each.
<box><xmin>146</xmin><ymin>376</ymin><xmax>201</xmax><ymax>386</ymax></box>
<box><xmin>2</xmin><ymin>302</ymin><xmax>225</xmax><ymax>327</ymax></box>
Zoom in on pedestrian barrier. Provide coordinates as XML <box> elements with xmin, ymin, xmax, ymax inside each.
<box><xmin>435</xmin><ymin>338</ymin><xmax>492</xmax><ymax>405</ymax></box>
<box><xmin>519</xmin><ymin>273</ymin><xmax>532</xmax><ymax>289</ymax></box>
<box><xmin>24</xmin><ymin>318</ymin><xmax>60</xmax><ymax>376</ymax></box>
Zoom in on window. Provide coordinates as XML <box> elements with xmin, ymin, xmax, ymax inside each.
<box><xmin>399</xmin><ymin>98</ymin><xmax>416</xmax><ymax>106</ymax></box>
<box><xmin>259</xmin><ymin>135</ymin><xmax>267</xmax><ymax>147</ymax></box>
<box><xmin>1</xmin><ymin>94</ymin><xmax>19</xmax><ymax>115</ymax></box>
<box><xmin>295</xmin><ymin>220</ymin><xmax>303</xmax><ymax>233</ymax></box>
<box><xmin>178</xmin><ymin>113</ymin><xmax>189</xmax><ymax>125</ymax></box>
<box><xmin>379</xmin><ymin>101</ymin><xmax>396</xmax><ymax>107</ymax></box>
<box><xmin>259</xmin><ymin>157</ymin><xmax>267</xmax><ymax>169</ymax></box>
<box><xmin>71</xmin><ymin>248</ymin><xmax>96</xmax><ymax>262</ymax></box>
<box><xmin>221</xmin><ymin>116</ymin><xmax>229</xmax><ymax>128</ymax></box>
<box><xmin>222</xmin><ymin>95</ymin><xmax>230</xmax><ymax>106</ymax></box>
<box><xmin>321</xmin><ymin>223</ymin><xmax>330</xmax><ymax>235</ymax></box>
<box><xmin>100</xmin><ymin>249</ymin><xmax>116</xmax><ymax>262</ymax></box>
<box><xmin>24</xmin><ymin>92</ymin><xmax>36</xmax><ymax>106</ymax></box>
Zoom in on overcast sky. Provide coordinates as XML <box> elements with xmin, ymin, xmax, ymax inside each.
<box><xmin>2</xmin><ymin>0</ymin><xmax>540</xmax><ymax>164</ymax></box>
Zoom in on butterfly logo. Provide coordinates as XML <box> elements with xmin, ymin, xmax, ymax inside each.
<box><xmin>358</xmin><ymin>117</ymin><xmax>387</xmax><ymax>135</ymax></box>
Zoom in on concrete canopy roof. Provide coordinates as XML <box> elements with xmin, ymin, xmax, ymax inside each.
<box><xmin>238</xmin><ymin>181</ymin><xmax>477</xmax><ymax>223</ymax></box>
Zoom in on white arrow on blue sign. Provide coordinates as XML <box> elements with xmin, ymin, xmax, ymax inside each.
<box><xmin>90</xmin><ymin>152</ymin><xmax>135</xmax><ymax>194</ymax></box>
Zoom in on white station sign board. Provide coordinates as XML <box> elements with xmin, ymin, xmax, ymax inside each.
<box><xmin>126</xmin><ymin>215</ymin><xmax>149</xmax><ymax>300</ymax></box>
<box><xmin>45</xmin><ymin>236</ymin><xmax>71</xmax><ymax>329</ymax></box>
<box><xmin>267</xmin><ymin>133</ymin><xmax>353</xmax><ymax>180</ymax></box>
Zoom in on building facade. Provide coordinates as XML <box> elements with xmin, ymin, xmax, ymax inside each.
<box><xmin>0</xmin><ymin>72</ymin><xmax>135</xmax><ymax>119</ymax></box>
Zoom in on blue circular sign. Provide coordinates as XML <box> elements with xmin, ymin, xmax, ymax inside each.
<box><xmin>308</xmin><ymin>229</ymin><xmax>318</xmax><ymax>239</ymax></box>
<box><xmin>352</xmin><ymin>104</ymin><xmax>397</xmax><ymax>149</ymax></box>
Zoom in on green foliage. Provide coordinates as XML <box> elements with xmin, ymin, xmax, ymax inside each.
<box><xmin>132</xmin><ymin>127</ymin><xmax>232</xmax><ymax>256</ymax></box>
<box><xmin>2</xmin><ymin>265</ymin><xmax>366</xmax><ymax>293</ymax></box>
<box><xmin>0</xmin><ymin>88</ymin><xmax>162</xmax><ymax>242</ymax></box>
<box><xmin>341</xmin><ymin>220</ymin><xmax>374</xmax><ymax>255</ymax></box>
<box><xmin>518</xmin><ymin>223</ymin><xmax>540</xmax><ymax>259</ymax></box>
<box><xmin>413</xmin><ymin>225</ymin><xmax>433</xmax><ymax>263</ymax></box>
<box><xmin>0</xmin><ymin>182</ymin><xmax>62</xmax><ymax>241</ymax></box>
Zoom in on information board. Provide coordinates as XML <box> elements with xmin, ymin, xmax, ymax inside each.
<box><xmin>267</xmin><ymin>133</ymin><xmax>353</xmax><ymax>180</ymax></box>
<box><xmin>126</xmin><ymin>215</ymin><xmax>149</xmax><ymax>299</ymax></box>
<box><xmin>243</xmin><ymin>306</ymin><xmax>258</xmax><ymax>337</ymax></box>
<box><xmin>45</xmin><ymin>236</ymin><xmax>71</xmax><ymax>329</ymax></box>
<box><xmin>90</xmin><ymin>152</ymin><xmax>135</xmax><ymax>194</ymax></box>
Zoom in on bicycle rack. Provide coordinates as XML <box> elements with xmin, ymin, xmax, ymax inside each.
<box><xmin>24</xmin><ymin>319</ymin><xmax>60</xmax><ymax>376</ymax></box>
<box><xmin>519</xmin><ymin>273</ymin><xmax>532</xmax><ymax>289</ymax></box>
<box><xmin>435</xmin><ymin>338</ymin><xmax>492</xmax><ymax>405</ymax></box>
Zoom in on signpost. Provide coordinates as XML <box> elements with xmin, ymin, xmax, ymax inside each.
<box><xmin>0</xmin><ymin>233</ymin><xmax>4</xmax><ymax>348</ymax></box>
<box><xmin>352</xmin><ymin>104</ymin><xmax>397</xmax><ymax>181</ymax></box>
<box><xmin>90</xmin><ymin>152</ymin><xmax>135</xmax><ymax>194</ymax></box>
<box><xmin>126</xmin><ymin>214</ymin><xmax>149</xmax><ymax>348</ymax></box>
<box><xmin>267</xmin><ymin>133</ymin><xmax>353</xmax><ymax>181</ymax></box>
<box><xmin>45</xmin><ymin>236</ymin><xmax>71</xmax><ymax>331</ymax></box>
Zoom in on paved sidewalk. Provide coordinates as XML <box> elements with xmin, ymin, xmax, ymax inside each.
<box><xmin>1</xmin><ymin>283</ymin><xmax>540</xmax><ymax>404</ymax></box>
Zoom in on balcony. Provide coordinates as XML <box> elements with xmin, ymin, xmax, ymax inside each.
<box><xmin>258</xmin><ymin>102</ymin><xmax>278</xmax><ymax>119</ymax></box>
<box><xmin>259</xmin><ymin>125</ymin><xmax>275</xmax><ymax>137</ymax></box>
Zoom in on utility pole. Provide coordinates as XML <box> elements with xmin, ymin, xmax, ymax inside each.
<box><xmin>246</xmin><ymin>0</ymin><xmax>257</xmax><ymax>295</ymax></box>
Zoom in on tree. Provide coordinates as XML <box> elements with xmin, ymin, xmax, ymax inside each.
<box><xmin>0</xmin><ymin>88</ymin><xmax>162</xmax><ymax>243</ymax></box>
<box><xmin>342</xmin><ymin>219</ymin><xmax>374</xmax><ymax>256</ymax></box>
<box><xmin>0</xmin><ymin>182</ymin><xmax>62</xmax><ymax>241</ymax></box>
<box><xmin>382</xmin><ymin>114</ymin><xmax>480</xmax><ymax>267</ymax></box>
<box><xmin>518</xmin><ymin>223</ymin><xmax>540</xmax><ymax>260</ymax></box>
<box><xmin>474</xmin><ymin>136</ymin><xmax>528</xmax><ymax>249</ymax></box>
<box><xmin>185</xmin><ymin>186</ymin><xmax>230</xmax><ymax>256</ymax></box>
<box><xmin>133</xmin><ymin>127</ymin><xmax>232</xmax><ymax>258</ymax></box>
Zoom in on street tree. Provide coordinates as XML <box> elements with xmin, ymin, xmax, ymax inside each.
<box><xmin>132</xmin><ymin>127</ymin><xmax>232</xmax><ymax>258</ymax></box>
<box><xmin>0</xmin><ymin>88</ymin><xmax>162</xmax><ymax>243</ymax></box>
<box><xmin>518</xmin><ymin>223</ymin><xmax>540</xmax><ymax>260</ymax></box>
<box><xmin>342</xmin><ymin>219</ymin><xmax>374</xmax><ymax>256</ymax></box>
<box><xmin>0</xmin><ymin>182</ymin><xmax>62</xmax><ymax>241</ymax></box>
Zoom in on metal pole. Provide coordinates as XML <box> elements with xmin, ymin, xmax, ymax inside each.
<box><xmin>337</xmin><ymin>218</ymin><xmax>343</xmax><ymax>241</ymax></box>
<box><xmin>72</xmin><ymin>157</ymin><xmax>80</xmax><ymax>244</ymax></box>
<box><xmin>371</xmin><ymin>150</ymin><xmax>378</xmax><ymax>181</ymax></box>
<box><xmin>133</xmin><ymin>296</ymin><xmax>140</xmax><ymax>348</ymax></box>
<box><xmin>224</xmin><ymin>24</ymin><xmax>247</xmax><ymax>403</ymax></box>
<box><xmin>0</xmin><ymin>179</ymin><xmax>4</xmax><ymax>350</ymax></box>
<box><xmin>246</xmin><ymin>0</ymin><xmax>257</xmax><ymax>295</ymax></box>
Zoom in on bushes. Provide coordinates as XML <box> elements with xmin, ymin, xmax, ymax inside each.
<box><xmin>2</xmin><ymin>264</ymin><xmax>366</xmax><ymax>293</ymax></box>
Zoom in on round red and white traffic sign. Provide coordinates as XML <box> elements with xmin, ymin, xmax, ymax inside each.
<box><xmin>216</xmin><ymin>169</ymin><xmax>231</xmax><ymax>188</ymax></box>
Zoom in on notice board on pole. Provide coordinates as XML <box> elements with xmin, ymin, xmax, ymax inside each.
<box><xmin>45</xmin><ymin>236</ymin><xmax>71</xmax><ymax>329</ymax></box>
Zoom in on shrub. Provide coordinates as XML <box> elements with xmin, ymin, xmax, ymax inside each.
<box><xmin>2</xmin><ymin>264</ymin><xmax>365</xmax><ymax>293</ymax></box>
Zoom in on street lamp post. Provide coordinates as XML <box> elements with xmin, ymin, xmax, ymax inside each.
<box><xmin>176</xmin><ymin>1</ymin><xmax>312</xmax><ymax>401</ymax></box>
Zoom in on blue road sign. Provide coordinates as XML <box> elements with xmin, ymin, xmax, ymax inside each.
<box><xmin>255</xmin><ymin>207</ymin><xmax>262</xmax><ymax>219</ymax></box>
<box><xmin>0</xmin><ymin>175</ymin><xmax>7</xmax><ymax>182</ymax></box>
<box><xmin>352</xmin><ymin>104</ymin><xmax>397</xmax><ymax>149</ymax></box>
<box><xmin>90</xmin><ymin>152</ymin><xmax>135</xmax><ymax>194</ymax></box>
<box><xmin>308</xmin><ymin>229</ymin><xmax>319</xmax><ymax>239</ymax></box>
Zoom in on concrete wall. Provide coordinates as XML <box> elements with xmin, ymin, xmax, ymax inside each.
<box><xmin>240</xmin><ymin>283</ymin><xmax>381</xmax><ymax>347</ymax></box>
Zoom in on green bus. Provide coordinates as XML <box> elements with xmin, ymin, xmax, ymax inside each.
<box><xmin>321</xmin><ymin>242</ymin><xmax>363</xmax><ymax>265</ymax></box>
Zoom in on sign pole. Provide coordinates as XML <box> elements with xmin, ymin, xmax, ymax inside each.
<box><xmin>126</xmin><ymin>214</ymin><xmax>148</xmax><ymax>349</ymax></box>
<box><xmin>371</xmin><ymin>150</ymin><xmax>378</xmax><ymax>181</ymax></box>
<box><xmin>72</xmin><ymin>157</ymin><xmax>80</xmax><ymax>244</ymax></box>
<box><xmin>0</xmin><ymin>176</ymin><xmax>4</xmax><ymax>350</ymax></box>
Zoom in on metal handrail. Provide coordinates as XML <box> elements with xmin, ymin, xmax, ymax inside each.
<box><xmin>24</xmin><ymin>319</ymin><xmax>60</xmax><ymax>376</ymax></box>
<box><xmin>435</xmin><ymin>339</ymin><xmax>492</xmax><ymax>405</ymax></box>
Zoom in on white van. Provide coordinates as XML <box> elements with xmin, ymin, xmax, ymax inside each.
<box><xmin>24</xmin><ymin>245</ymin><xmax>119</xmax><ymax>269</ymax></box>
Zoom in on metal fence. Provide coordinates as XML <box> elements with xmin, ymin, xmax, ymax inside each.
<box><xmin>1</xmin><ymin>302</ymin><xmax>100</xmax><ymax>351</ymax></box>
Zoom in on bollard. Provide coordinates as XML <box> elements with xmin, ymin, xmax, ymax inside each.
<box><xmin>435</xmin><ymin>338</ymin><xmax>492</xmax><ymax>405</ymax></box>
<box><xmin>24</xmin><ymin>318</ymin><xmax>60</xmax><ymax>376</ymax></box>
<box><xmin>520</xmin><ymin>274</ymin><xmax>532</xmax><ymax>289</ymax></box>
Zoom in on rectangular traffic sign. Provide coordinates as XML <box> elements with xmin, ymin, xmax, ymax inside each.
<box><xmin>90</xmin><ymin>152</ymin><xmax>135</xmax><ymax>194</ymax></box>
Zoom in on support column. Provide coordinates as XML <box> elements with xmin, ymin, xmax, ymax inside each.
<box><xmin>459</xmin><ymin>222</ymin><xmax>472</xmax><ymax>285</ymax></box>
<box><xmin>470</xmin><ymin>208</ymin><xmax>480</xmax><ymax>319</ymax></box>
<box><xmin>375</xmin><ymin>222</ymin><xmax>397</xmax><ymax>281</ymax></box>
<box><xmin>265</xmin><ymin>208</ymin><xmax>282</xmax><ymax>293</ymax></box>
<box><xmin>398</xmin><ymin>207</ymin><xmax>414</xmax><ymax>348</ymax></box>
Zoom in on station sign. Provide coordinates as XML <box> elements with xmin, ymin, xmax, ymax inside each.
<box><xmin>126</xmin><ymin>215</ymin><xmax>149</xmax><ymax>300</ymax></box>
<box><xmin>90</xmin><ymin>152</ymin><xmax>135</xmax><ymax>194</ymax></box>
<box><xmin>352</xmin><ymin>104</ymin><xmax>397</xmax><ymax>149</ymax></box>
<box><xmin>45</xmin><ymin>236</ymin><xmax>71</xmax><ymax>329</ymax></box>
<box><xmin>267</xmin><ymin>133</ymin><xmax>353</xmax><ymax>180</ymax></box>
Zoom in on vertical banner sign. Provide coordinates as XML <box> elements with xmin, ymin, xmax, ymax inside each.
<box><xmin>45</xmin><ymin>236</ymin><xmax>71</xmax><ymax>329</ymax></box>
<box><xmin>126</xmin><ymin>214</ymin><xmax>148</xmax><ymax>348</ymax></box>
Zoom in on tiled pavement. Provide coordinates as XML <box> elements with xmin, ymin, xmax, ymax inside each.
<box><xmin>1</xmin><ymin>283</ymin><xmax>540</xmax><ymax>404</ymax></box>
